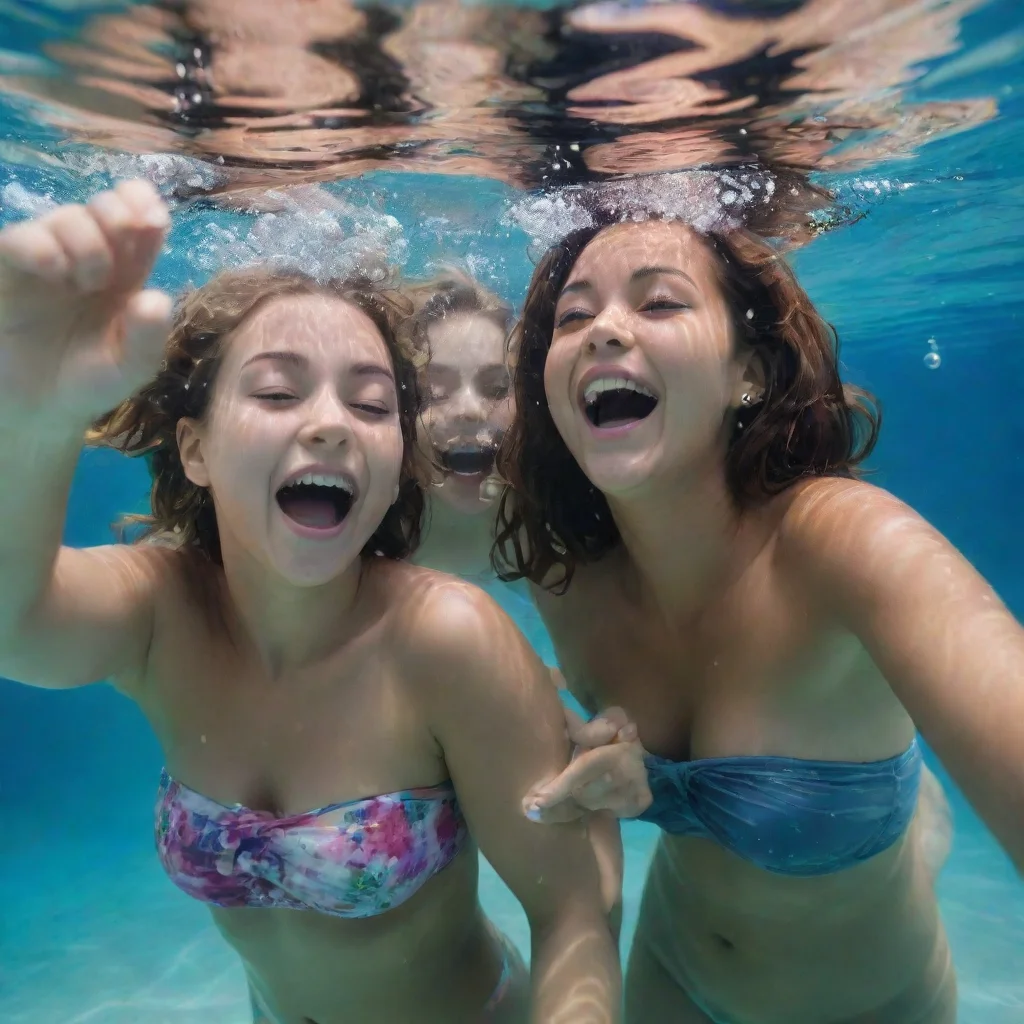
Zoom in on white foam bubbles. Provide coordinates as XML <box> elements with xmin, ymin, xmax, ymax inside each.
<box><xmin>505</xmin><ymin>166</ymin><xmax>778</xmax><ymax>251</ymax></box>
<box><xmin>194</xmin><ymin>187</ymin><xmax>407</xmax><ymax>282</ymax></box>
<box><xmin>0</xmin><ymin>180</ymin><xmax>58</xmax><ymax>217</ymax></box>
<box><xmin>64</xmin><ymin>151</ymin><xmax>227</xmax><ymax>198</ymax></box>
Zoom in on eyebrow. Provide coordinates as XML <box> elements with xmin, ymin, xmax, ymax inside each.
<box><xmin>427</xmin><ymin>362</ymin><xmax>507</xmax><ymax>374</ymax></box>
<box><xmin>352</xmin><ymin>362</ymin><xmax>395</xmax><ymax>383</ymax></box>
<box><xmin>241</xmin><ymin>351</ymin><xmax>394</xmax><ymax>382</ymax></box>
<box><xmin>242</xmin><ymin>350</ymin><xmax>307</xmax><ymax>369</ymax></box>
<box><xmin>559</xmin><ymin>264</ymin><xmax>696</xmax><ymax>298</ymax></box>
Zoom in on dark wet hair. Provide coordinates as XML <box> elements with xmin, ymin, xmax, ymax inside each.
<box><xmin>88</xmin><ymin>267</ymin><xmax>425</xmax><ymax>564</ymax></box>
<box><xmin>493</xmin><ymin>214</ymin><xmax>880</xmax><ymax>590</ymax></box>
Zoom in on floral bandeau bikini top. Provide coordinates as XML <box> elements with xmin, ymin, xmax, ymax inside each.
<box><xmin>155</xmin><ymin>769</ymin><xmax>468</xmax><ymax>918</ymax></box>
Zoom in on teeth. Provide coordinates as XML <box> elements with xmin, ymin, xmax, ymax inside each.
<box><xmin>291</xmin><ymin>472</ymin><xmax>353</xmax><ymax>493</ymax></box>
<box><xmin>583</xmin><ymin>376</ymin><xmax>657</xmax><ymax>405</ymax></box>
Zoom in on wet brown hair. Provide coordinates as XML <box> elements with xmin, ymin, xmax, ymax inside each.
<box><xmin>402</xmin><ymin>267</ymin><xmax>513</xmax><ymax>358</ymax></box>
<box><xmin>88</xmin><ymin>267</ymin><xmax>425</xmax><ymax>564</ymax></box>
<box><xmin>493</xmin><ymin>216</ymin><xmax>880</xmax><ymax>590</ymax></box>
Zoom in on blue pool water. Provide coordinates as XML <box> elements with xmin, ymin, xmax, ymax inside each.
<box><xmin>1</xmin><ymin>0</ymin><xmax>1023</xmax><ymax>1021</ymax></box>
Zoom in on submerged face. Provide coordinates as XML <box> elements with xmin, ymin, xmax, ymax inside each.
<box><xmin>544</xmin><ymin>220</ymin><xmax>750</xmax><ymax>497</ymax></box>
<box><xmin>420</xmin><ymin>311</ymin><xmax>513</xmax><ymax>515</ymax></box>
<box><xmin>178</xmin><ymin>293</ymin><xmax>404</xmax><ymax>586</ymax></box>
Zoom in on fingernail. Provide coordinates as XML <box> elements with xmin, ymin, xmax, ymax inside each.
<box><xmin>525</xmin><ymin>806</ymin><xmax>543</xmax><ymax>822</ymax></box>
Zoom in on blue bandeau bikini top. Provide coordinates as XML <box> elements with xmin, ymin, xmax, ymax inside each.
<box><xmin>637</xmin><ymin>740</ymin><xmax>922</xmax><ymax>876</ymax></box>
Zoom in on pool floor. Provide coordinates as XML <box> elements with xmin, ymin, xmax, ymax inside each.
<box><xmin>2</xmin><ymin>809</ymin><xmax>1022</xmax><ymax>1024</ymax></box>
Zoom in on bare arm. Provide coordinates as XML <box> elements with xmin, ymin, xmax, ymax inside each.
<box><xmin>415</xmin><ymin>581</ymin><xmax>621</xmax><ymax>1023</ymax></box>
<box><xmin>0</xmin><ymin>180</ymin><xmax>173</xmax><ymax>693</ymax></box>
<box><xmin>783</xmin><ymin>479</ymin><xmax>1024</xmax><ymax>872</ymax></box>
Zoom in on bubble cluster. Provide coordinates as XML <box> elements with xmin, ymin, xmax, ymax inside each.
<box><xmin>63</xmin><ymin>151</ymin><xmax>227</xmax><ymax>200</ymax></box>
<box><xmin>195</xmin><ymin>188</ymin><xmax>407</xmax><ymax>282</ymax></box>
<box><xmin>0</xmin><ymin>180</ymin><xmax>57</xmax><ymax>218</ymax></box>
<box><xmin>924</xmin><ymin>337</ymin><xmax>941</xmax><ymax>370</ymax></box>
<box><xmin>505</xmin><ymin>166</ymin><xmax>780</xmax><ymax>251</ymax></box>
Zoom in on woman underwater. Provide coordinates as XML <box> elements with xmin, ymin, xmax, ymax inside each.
<box><xmin>0</xmin><ymin>180</ymin><xmax>621</xmax><ymax>1024</ymax></box>
<box><xmin>403</xmin><ymin>269</ymin><xmax>514</xmax><ymax>579</ymax></box>
<box><xmin>495</xmin><ymin>193</ymin><xmax>1024</xmax><ymax>1022</ymax></box>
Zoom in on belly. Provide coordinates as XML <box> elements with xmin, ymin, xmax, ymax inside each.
<box><xmin>211</xmin><ymin>846</ymin><xmax>511</xmax><ymax>1024</ymax></box>
<box><xmin>633</xmin><ymin>825</ymin><xmax>949</xmax><ymax>1024</ymax></box>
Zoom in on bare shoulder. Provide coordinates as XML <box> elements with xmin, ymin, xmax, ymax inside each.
<box><xmin>777</xmin><ymin>478</ymin><xmax>931</xmax><ymax>555</ymax></box>
<box><xmin>60</xmin><ymin>537</ymin><xmax>190</xmax><ymax>619</ymax></box>
<box><xmin>772</xmin><ymin>476</ymin><xmax>951</xmax><ymax>606</ymax></box>
<box><xmin>379</xmin><ymin>560</ymin><xmax>519</xmax><ymax>661</ymax></box>
<box><xmin>132</xmin><ymin>540</ymin><xmax>218</xmax><ymax>610</ymax></box>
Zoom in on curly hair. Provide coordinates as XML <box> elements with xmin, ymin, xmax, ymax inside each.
<box><xmin>493</xmin><ymin>216</ymin><xmax>880</xmax><ymax>591</ymax></box>
<box><xmin>88</xmin><ymin>267</ymin><xmax>425</xmax><ymax>564</ymax></box>
<box><xmin>401</xmin><ymin>266</ymin><xmax>513</xmax><ymax>358</ymax></box>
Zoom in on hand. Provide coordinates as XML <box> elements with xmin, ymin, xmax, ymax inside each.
<box><xmin>0</xmin><ymin>179</ymin><xmax>172</xmax><ymax>427</ymax></box>
<box><xmin>524</xmin><ymin>696</ymin><xmax>652</xmax><ymax>824</ymax></box>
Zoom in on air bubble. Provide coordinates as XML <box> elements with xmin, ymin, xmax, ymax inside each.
<box><xmin>924</xmin><ymin>351</ymin><xmax>941</xmax><ymax>370</ymax></box>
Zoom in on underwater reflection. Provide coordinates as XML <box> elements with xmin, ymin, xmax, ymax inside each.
<box><xmin>0</xmin><ymin>0</ymin><xmax>997</xmax><ymax>190</ymax></box>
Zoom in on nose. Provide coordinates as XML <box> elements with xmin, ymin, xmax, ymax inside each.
<box><xmin>585</xmin><ymin>303</ymin><xmax>635</xmax><ymax>354</ymax></box>
<box><xmin>446</xmin><ymin>383</ymin><xmax>488</xmax><ymax>424</ymax></box>
<box><xmin>299</xmin><ymin>388</ymin><xmax>353</xmax><ymax>449</ymax></box>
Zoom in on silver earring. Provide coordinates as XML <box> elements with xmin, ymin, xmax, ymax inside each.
<box><xmin>741</xmin><ymin>392</ymin><xmax>754</xmax><ymax>406</ymax></box>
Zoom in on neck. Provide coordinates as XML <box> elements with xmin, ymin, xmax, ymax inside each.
<box><xmin>607</xmin><ymin>455</ymin><xmax>742</xmax><ymax>618</ymax></box>
<box><xmin>216</xmin><ymin>531</ymin><xmax>364</xmax><ymax>678</ymax></box>
<box><xmin>415</xmin><ymin>497</ymin><xmax>496</xmax><ymax>579</ymax></box>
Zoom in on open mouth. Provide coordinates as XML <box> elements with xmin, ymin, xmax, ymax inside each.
<box><xmin>276</xmin><ymin>473</ymin><xmax>355</xmax><ymax>531</ymax></box>
<box><xmin>582</xmin><ymin>377</ymin><xmax>659</xmax><ymax>429</ymax></box>
<box><xmin>440</xmin><ymin>444</ymin><xmax>497</xmax><ymax>477</ymax></box>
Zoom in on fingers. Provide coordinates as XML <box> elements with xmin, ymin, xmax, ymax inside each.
<box><xmin>568</xmin><ymin>705</ymin><xmax>632</xmax><ymax>748</ymax></box>
<box><xmin>0</xmin><ymin>219</ymin><xmax>71</xmax><ymax>282</ymax></box>
<box><xmin>526</xmin><ymin>743</ymin><xmax>637</xmax><ymax>811</ymax></box>
<box><xmin>96</xmin><ymin>179</ymin><xmax>170</xmax><ymax>292</ymax></box>
<box><xmin>524</xmin><ymin>795</ymin><xmax>587</xmax><ymax>825</ymax></box>
<box><xmin>524</xmin><ymin>736</ymin><xmax>653</xmax><ymax>824</ymax></box>
<box><xmin>47</xmin><ymin>205</ymin><xmax>115</xmax><ymax>291</ymax></box>
<box><xmin>0</xmin><ymin>179</ymin><xmax>169</xmax><ymax>294</ymax></box>
<box><xmin>120</xmin><ymin>288</ymin><xmax>173</xmax><ymax>375</ymax></box>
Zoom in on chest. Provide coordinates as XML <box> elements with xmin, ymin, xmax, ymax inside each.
<box><xmin>141</xmin><ymin>615</ymin><xmax>440</xmax><ymax>814</ymax></box>
<box><xmin>536</xmin><ymin>562</ymin><xmax>815</xmax><ymax>761</ymax></box>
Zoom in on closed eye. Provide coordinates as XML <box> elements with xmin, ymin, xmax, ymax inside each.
<box><xmin>254</xmin><ymin>391</ymin><xmax>296</xmax><ymax>402</ymax></box>
<box><xmin>556</xmin><ymin>307</ymin><xmax>592</xmax><ymax>328</ymax></box>
<box><xmin>482</xmin><ymin>381</ymin><xmax>510</xmax><ymax>399</ymax></box>
<box><xmin>353</xmin><ymin>402</ymin><xmax>391</xmax><ymax>416</ymax></box>
<box><xmin>641</xmin><ymin>298</ymin><xmax>689</xmax><ymax>313</ymax></box>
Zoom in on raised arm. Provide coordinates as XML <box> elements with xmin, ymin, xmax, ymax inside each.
<box><xmin>783</xmin><ymin>478</ymin><xmax>1024</xmax><ymax>872</ymax></box>
<box><xmin>0</xmin><ymin>180</ymin><xmax>173</xmax><ymax>692</ymax></box>
<box><xmin>413</xmin><ymin>581</ymin><xmax>621</xmax><ymax>1023</ymax></box>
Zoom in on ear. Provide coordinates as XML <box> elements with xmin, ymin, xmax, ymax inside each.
<box><xmin>729</xmin><ymin>347</ymin><xmax>766</xmax><ymax>410</ymax></box>
<box><xmin>176</xmin><ymin>417</ymin><xmax>211</xmax><ymax>488</ymax></box>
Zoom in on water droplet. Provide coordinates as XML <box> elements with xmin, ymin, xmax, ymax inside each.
<box><xmin>924</xmin><ymin>351</ymin><xmax>941</xmax><ymax>370</ymax></box>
